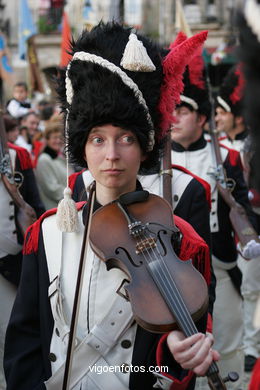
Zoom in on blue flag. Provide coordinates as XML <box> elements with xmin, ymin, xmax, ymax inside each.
<box><xmin>19</xmin><ymin>0</ymin><xmax>37</xmax><ymax>59</ymax></box>
<box><xmin>82</xmin><ymin>1</ymin><xmax>92</xmax><ymax>20</ymax></box>
<box><xmin>0</xmin><ymin>34</ymin><xmax>14</xmax><ymax>85</ymax></box>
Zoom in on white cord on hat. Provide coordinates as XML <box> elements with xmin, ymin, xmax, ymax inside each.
<box><xmin>56</xmin><ymin>109</ymin><xmax>79</xmax><ymax>232</ymax></box>
<box><xmin>216</xmin><ymin>96</ymin><xmax>231</xmax><ymax>112</ymax></box>
<box><xmin>180</xmin><ymin>95</ymin><xmax>199</xmax><ymax>110</ymax></box>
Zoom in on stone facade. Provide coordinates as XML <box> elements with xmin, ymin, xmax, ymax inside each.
<box><xmin>1</xmin><ymin>0</ymin><xmax>239</xmax><ymax>98</ymax></box>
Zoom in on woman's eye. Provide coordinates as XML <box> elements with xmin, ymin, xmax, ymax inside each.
<box><xmin>121</xmin><ymin>135</ymin><xmax>135</xmax><ymax>144</ymax></box>
<box><xmin>92</xmin><ymin>137</ymin><xmax>103</xmax><ymax>144</ymax></box>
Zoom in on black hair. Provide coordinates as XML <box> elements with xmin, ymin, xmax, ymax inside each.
<box><xmin>3</xmin><ymin>115</ymin><xmax>18</xmax><ymax>132</ymax></box>
<box><xmin>14</xmin><ymin>82</ymin><xmax>28</xmax><ymax>91</ymax></box>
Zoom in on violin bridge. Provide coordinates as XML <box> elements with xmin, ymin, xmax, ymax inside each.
<box><xmin>135</xmin><ymin>238</ymin><xmax>157</xmax><ymax>254</ymax></box>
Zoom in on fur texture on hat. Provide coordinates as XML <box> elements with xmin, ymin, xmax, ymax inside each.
<box><xmin>57</xmin><ymin>22</ymin><xmax>164</xmax><ymax>170</ymax></box>
<box><xmin>177</xmin><ymin>41</ymin><xmax>211</xmax><ymax>120</ymax></box>
<box><xmin>217</xmin><ymin>64</ymin><xmax>245</xmax><ymax>116</ymax></box>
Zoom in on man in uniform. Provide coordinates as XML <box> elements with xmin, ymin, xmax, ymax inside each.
<box><xmin>170</xmin><ymin>52</ymin><xmax>257</xmax><ymax>388</ymax></box>
<box><xmin>215</xmin><ymin>64</ymin><xmax>260</xmax><ymax>373</ymax></box>
<box><xmin>0</xmin><ymin>123</ymin><xmax>45</xmax><ymax>389</ymax></box>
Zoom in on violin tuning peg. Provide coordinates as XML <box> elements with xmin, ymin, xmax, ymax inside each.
<box><xmin>223</xmin><ymin>371</ymin><xmax>239</xmax><ymax>383</ymax></box>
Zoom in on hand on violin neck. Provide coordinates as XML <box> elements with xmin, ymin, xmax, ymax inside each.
<box><xmin>167</xmin><ymin>331</ymin><xmax>220</xmax><ymax>376</ymax></box>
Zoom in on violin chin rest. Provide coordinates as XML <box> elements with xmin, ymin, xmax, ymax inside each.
<box><xmin>119</xmin><ymin>190</ymin><xmax>149</xmax><ymax>205</ymax></box>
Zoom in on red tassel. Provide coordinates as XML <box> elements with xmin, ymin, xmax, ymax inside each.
<box><xmin>230</xmin><ymin>64</ymin><xmax>245</xmax><ymax>105</ymax></box>
<box><xmin>8</xmin><ymin>143</ymin><xmax>33</xmax><ymax>170</ymax></box>
<box><xmin>23</xmin><ymin>201</ymin><xmax>86</xmax><ymax>255</ymax></box>
<box><xmin>159</xmin><ymin>30</ymin><xmax>208</xmax><ymax>135</ymax></box>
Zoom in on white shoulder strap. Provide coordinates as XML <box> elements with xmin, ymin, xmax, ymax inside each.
<box><xmin>42</xmin><ymin>214</ymin><xmax>63</xmax><ymax>282</ymax></box>
<box><xmin>45</xmin><ymin>294</ymin><xmax>133</xmax><ymax>390</ymax></box>
<box><xmin>139</xmin><ymin>170</ymin><xmax>192</xmax><ymax>210</ymax></box>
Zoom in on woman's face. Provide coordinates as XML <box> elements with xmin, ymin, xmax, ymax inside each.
<box><xmin>7</xmin><ymin>127</ymin><xmax>19</xmax><ymax>143</ymax></box>
<box><xmin>84</xmin><ymin>124</ymin><xmax>146</xmax><ymax>198</ymax></box>
<box><xmin>46</xmin><ymin>132</ymin><xmax>63</xmax><ymax>153</ymax></box>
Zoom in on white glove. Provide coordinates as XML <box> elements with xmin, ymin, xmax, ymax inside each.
<box><xmin>239</xmin><ymin>239</ymin><xmax>260</xmax><ymax>260</ymax></box>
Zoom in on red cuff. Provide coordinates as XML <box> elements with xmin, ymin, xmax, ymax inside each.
<box><xmin>206</xmin><ymin>313</ymin><xmax>213</xmax><ymax>334</ymax></box>
<box><xmin>156</xmin><ymin>333</ymin><xmax>194</xmax><ymax>390</ymax></box>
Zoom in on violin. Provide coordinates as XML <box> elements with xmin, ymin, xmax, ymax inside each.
<box><xmin>89</xmin><ymin>189</ymin><xmax>239</xmax><ymax>390</ymax></box>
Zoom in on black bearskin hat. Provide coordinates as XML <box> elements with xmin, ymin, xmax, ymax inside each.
<box><xmin>216</xmin><ymin>64</ymin><xmax>245</xmax><ymax>116</ymax></box>
<box><xmin>57</xmin><ymin>22</ymin><xmax>164</xmax><ymax>170</ymax></box>
<box><xmin>57</xmin><ymin>22</ymin><xmax>208</xmax><ymax>170</ymax></box>
<box><xmin>177</xmin><ymin>43</ymin><xmax>211</xmax><ymax>120</ymax></box>
<box><xmin>180</xmin><ymin>66</ymin><xmax>211</xmax><ymax>120</ymax></box>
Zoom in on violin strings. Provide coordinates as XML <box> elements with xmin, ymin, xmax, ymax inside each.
<box><xmin>129</xmin><ymin>221</ymin><xmax>218</xmax><ymax>378</ymax></box>
<box><xmin>135</xmin><ymin>228</ymin><xmax>219</xmax><ymax>376</ymax></box>
<box><xmin>134</xmin><ymin>227</ymin><xmax>198</xmax><ymax>337</ymax></box>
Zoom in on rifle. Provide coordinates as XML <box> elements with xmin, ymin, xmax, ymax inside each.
<box><xmin>0</xmin><ymin>110</ymin><xmax>37</xmax><ymax>236</ymax></box>
<box><xmin>207</xmin><ymin>81</ymin><xmax>259</xmax><ymax>250</ymax></box>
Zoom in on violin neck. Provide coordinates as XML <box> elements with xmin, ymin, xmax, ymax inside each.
<box><xmin>148</xmin><ymin>260</ymin><xmax>198</xmax><ymax>336</ymax></box>
<box><xmin>147</xmin><ymin>261</ymin><xmax>226</xmax><ymax>390</ymax></box>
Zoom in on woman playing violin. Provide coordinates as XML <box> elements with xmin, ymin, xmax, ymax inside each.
<box><xmin>4</xmin><ymin>22</ymin><xmax>219</xmax><ymax>390</ymax></box>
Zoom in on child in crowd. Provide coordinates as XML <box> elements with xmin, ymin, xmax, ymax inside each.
<box><xmin>6</xmin><ymin>82</ymin><xmax>32</xmax><ymax>119</ymax></box>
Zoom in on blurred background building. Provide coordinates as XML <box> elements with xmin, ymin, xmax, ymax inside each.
<box><xmin>0</xmin><ymin>0</ymin><xmax>242</xmax><ymax>101</ymax></box>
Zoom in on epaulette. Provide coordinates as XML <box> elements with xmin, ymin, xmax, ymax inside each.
<box><xmin>23</xmin><ymin>201</ymin><xmax>86</xmax><ymax>255</ymax></box>
<box><xmin>8</xmin><ymin>142</ymin><xmax>33</xmax><ymax>170</ymax></box>
<box><xmin>172</xmin><ymin>164</ymin><xmax>211</xmax><ymax>209</ymax></box>
<box><xmin>68</xmin><ymin>169</ymin><xmax>86</xmax><ymax>193</ymax></box>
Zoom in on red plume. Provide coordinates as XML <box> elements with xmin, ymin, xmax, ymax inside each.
<box><xmin>230</xmin><ymin>64</ymin><xmax>245</xmax><ymax>105</ymax></box>
<box><xmin>159</xmin><ymin>30</ymin><xmax>208</xmax><ymax>135</ymax></box>
<box><xmin>169</xmin><ymin>31</ymin><xmax>187</xmax><ymax>50</ymax></box>
<box><xmin>188</xmin><ymin>46</ymin><xmax>205</xmax><ymax>89</ymax></box>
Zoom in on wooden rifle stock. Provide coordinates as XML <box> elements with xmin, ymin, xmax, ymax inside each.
<box><xmin>2</xmin><ymin>175</ymin><xmax>37</xmax><ymax>235</ymax></box>
<box><xmin>161</xmin><ymin>132</ymin><xmax>173</xmax><ymax>205</ymax></box>
<box><xmin>207</xmin><ymin>81</ymin><xmax>259</xmax><ymax>249</ymax></box>
<box><xmin>0</xmin><ymin>111</ymin><xmax>37</xmax><ymax>236</ymax></box>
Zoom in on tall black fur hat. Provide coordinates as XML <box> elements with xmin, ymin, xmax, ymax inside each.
<box><xmin>57</xmin><ymin>22</ymin><xmax>208</xmax><ymax>171</ymax></box>
<box><xmin>57</xmin><ymin>21</ymin><xmax>164</xmax><ymax>170</ymax></box>
<box><xmin>170</xmin><ymin>32</ymin><xmax>211</xmax><ymax>120</ymax></box>
<box><xmin>216</xmin><ymin>64</ymin><xmax>245</xmax><ymax>116</ymax></box>
<box><xmin>180</xmin><ymin>64</ymin><xmax>211</xmax><ymax>120</ymax></box>
<box><xmin>173</xmin><ymin>34</ymin><xmax>211</xmax><ymax>119</ymax></box>
<box><xmin>55</xmin><ymin>22</ymin><xmax>209</xmax><ymax>232</ymax></box>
